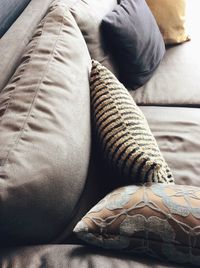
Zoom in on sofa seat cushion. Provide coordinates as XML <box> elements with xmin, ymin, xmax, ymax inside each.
<box><xmin>131</xmin><ymin>0</ymin><xmax>200</xmax><ymax>106</ymax></box>
<box><xmin>0</xmin><ymin>244</ymin><xmax>187</xmax><ymax>268</ymax></box>
<box><xmin>90</xmin><ymin>60</ymin><xmax>174</xmax><ymax>184</ymax></box>
<box><xmin>141</xmin><ymin>106</ymin><xmax>200</xmax><ymax>187</ymax></box>
<box><xmin>0</xmin><ymin>1</ymin><xmax>91</xmax><ymax>246</ymax></box>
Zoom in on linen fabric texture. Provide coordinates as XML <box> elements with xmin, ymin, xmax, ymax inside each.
<box><xmin>0</xmin><ymin>1</ymin><xmax>91</xmax><ymax>246</ymax></box>
<box><xmin>74</xmin><ymin>183</ymin><xmax>200</xmax><ymax>266</ymax></box>
<box><xmin>145</xmin><ymin>0</ymin><xmax>190</xmax><ymax>45</ymax></box>
<box><xmin>0</xmin><ymin>0</ymin><xmax>54</xmax><ymax>93</ymax></box>
<box><xmin>101</xmin><ymin>0</ymin><xmax>165</xmax><ymax>89</ymax></box>
<box><xmin>90</xmin><ymin>60</ymin><xmax>174</xmax><ymax>184</ymax></box>
<box><xmin>70</xmin><ymin>0</ymin><xmax>118</xmax><ymax>76</ymax></box>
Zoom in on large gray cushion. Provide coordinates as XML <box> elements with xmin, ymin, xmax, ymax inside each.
<box><xmin>0</xmin><ymin>244</ymin><xmax>185</xmax><ymax>268</ymax></box>
<box><xmin>0</xmin><ymin>1</ymin><xmax>91</xmax><ymax>246</ymax></box>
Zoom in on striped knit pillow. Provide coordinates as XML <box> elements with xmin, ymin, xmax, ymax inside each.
<box><xmin>90</xmin><ymin>60</ymin><xmax>174</xmax><ymax>184</ymax></box>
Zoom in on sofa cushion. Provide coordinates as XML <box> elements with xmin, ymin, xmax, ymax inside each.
<box><xmin>131</xmin><ymin>0</ymin><xmax>200</xmax><ymax>106</ymax></box>
<box><xmin>0</xmin><ymin>0</ymin><xmax>31</xmax><ymax>38</ymax></box>
<box><xmin>141</xmin><ymin>106</ymin><xmax>200</xmax><ymax>187</ymax></box>
<box><xmin>90</xmin><ymin>60</ymin><xmax>174</xmax><ymax>184</ymax></box>
<box><xmin>0</xmin><ymin>0</ymin><xmax>54</xmax><ymax>93</ymax></box>
<box><xmin>69</xmin><ymin>0</ymin><xmax>118</xmax><ymax>76</ymax></box>
<box><xmin>0</xmin><ymin>1</ymin><xmax>91</xmax><ymax>246</ymax></box>
<box><xmin>146</xmin><ymin>0</ymin><xmax>190</xmax><ymax>45</ymax></box>
<box><xmin>0</xmin><ymin>244</ymin><xmax>184</xmax><ymax>268</ymax></box>
<box><xmin>74</xmin><ymin>183</ymin><xmax>200</xmax><ymax>267</ymax></box>
<box><xmin>101</xmin><ymin>0</ymin><xmax>165</xmax><ymax>89</ymax></box>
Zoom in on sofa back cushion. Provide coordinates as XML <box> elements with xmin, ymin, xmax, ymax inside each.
<box><xmin>70</xmin><ymin>0</ymin><xmax>118</xmax><ymax>76</ymax></box>
<box><xmin>0</xmin><ymin>0</ymin><xmax>31</xmax><ymax>38</ymax></box>
<box><xmin>0</xmin><ymin>0</ymin><xmax>54</xmax><ymax>92</ymax></box>
<box><xmin>0</xmin><ymin>1</ymin><xmax>91</xmax><ymax>246</ymax></box>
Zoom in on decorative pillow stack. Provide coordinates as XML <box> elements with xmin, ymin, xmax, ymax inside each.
<box><xmin>74</xmin><ymin>183</ymin><xmax>200</xmax><ymax>266</ymax></box>
<box><xmin>145</xmin><ymin>0</ymin><xmax>190</xmax><ymax>45</ymax></box>
<box><xmin>90</xmin><ymin>60</ymin><xmax>174</xmax><ymax>184</ymax></box>
<box><xmin>101</xmin><ymin>0</ymin><xmax>165</xmax><ymax>89</ymax></box>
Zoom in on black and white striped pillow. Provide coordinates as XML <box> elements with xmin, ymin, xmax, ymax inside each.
<box><xmin>90</xmin><ymin>60</ymin><xmax>174</xmax><ymax>184</ymax></box>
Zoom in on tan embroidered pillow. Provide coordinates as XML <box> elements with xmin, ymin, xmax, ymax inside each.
<box><xmin>90</xmin><ymin>60</ymin><xmax>174</xmax><ymax>184</ymax></box>
<box><xmin>146</xmin><ymin>0</ymin><xmax>190</xmax><ymax>44</ymax></box>
<box><xmin>74</xmin><ymin>183</ymin><xmax>200</xmax><ymax>266</ymax></box>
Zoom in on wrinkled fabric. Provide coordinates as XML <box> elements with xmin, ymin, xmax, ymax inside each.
<box><xmin>0</xmin><ymin>2</ymin><xmax>91</xmax><ymax>246</ymax></box>
<box><xmin>0</xmin><ymin>244</ymin><xmax>187</xmax><ymax>268</ymax></box>
<box><xmin>70</xmin><ymin>0</ymin><xmax>118</xmax><ymax>76</ymax></box>
<box><xmin>0</xmin><ymin>0</ymin><xmax>54</xmax><ymax>92</ymax></box>
<box><xmin>141</xmin><ymin>106</ymin><xmax>200</xmax><ymax>186</ymax></box>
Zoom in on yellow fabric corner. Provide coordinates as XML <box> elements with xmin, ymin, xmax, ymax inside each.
<box><xmin>146</xmin><ymin>0</ymin><xmax>190</xmax><ymax>45</ymax></box>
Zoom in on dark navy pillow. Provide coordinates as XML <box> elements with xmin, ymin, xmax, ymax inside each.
<box><xmin>0</xmin><ymin>0</ymin><xmax>31</xmax><ymax>38</ymax></box>
<box><xmin>101</xmin><ymin>0</ymin><xmax>165</xmax><ymax>90</ymax></box>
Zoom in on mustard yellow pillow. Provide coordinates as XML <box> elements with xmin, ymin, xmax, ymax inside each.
<box><xmin>146</xmin><ymin>0</ymin><xmax>190</xmax><ymax>45</ymax></box>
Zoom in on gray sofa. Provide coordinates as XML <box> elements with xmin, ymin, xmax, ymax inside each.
<box><xmin>0</xmin><ymin>0</ymin><xmax>199</xmax><ymax>267</ymax></box>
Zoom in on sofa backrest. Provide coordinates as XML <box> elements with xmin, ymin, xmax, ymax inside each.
<box><xmin>0</xmin><ymin>0</ymin><xmax>53</xmax><ymax>92</ymax></box>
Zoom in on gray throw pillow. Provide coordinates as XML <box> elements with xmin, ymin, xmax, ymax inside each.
<box><xmin>101</xmin><ymin>0</ymin><xmax>165</xmax><ymax>89</ymax></box>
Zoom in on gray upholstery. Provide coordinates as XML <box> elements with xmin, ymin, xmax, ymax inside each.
<box><xmin>0</xmin><ymin>2</ymin><xmax>91</xmax><ymax>246</ymax></box>
<box><xmin>0</xmin><ymin>0</ymin><xmax>53</xmax><ymax>92</ymax></box>
<box><xmin>131</xmin><ymin>0</ymin><xmax>200</xmax><ymax>106</ymax></box>
<box><xmin>70</xmin><ymin>0</ymin><xmax>118</xmax><ymax>76</ymax></box>
<box><xmin>0</xmin><ymin>0</ymin><xmax>31</xmax><ymax>38</ymax></box>
<box><xmin>141</xmin><ymin>106</ymin><xmax>200</xmax><ymax>187</ymax></box>
<box><xmin>0</xmin><ymin>244</ymin><xmax>188</xmax><ymax>268</ymax></box>
<box><xmin>0</xmin><ymin>0</ymin><xmax>199</xmax><ymax>267</ymax></box>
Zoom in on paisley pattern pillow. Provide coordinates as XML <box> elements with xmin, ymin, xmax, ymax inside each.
<box><xmin>74</xmin><ymin>183</ymin><xmax>200</xmax><ymax>266</ymax></box>
<box><xmin>90</xmin><ymin>60</ymin><xmax>174</xmax><ymax>184</ymax></box>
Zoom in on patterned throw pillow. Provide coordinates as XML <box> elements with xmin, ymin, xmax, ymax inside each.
<box><xmin>0</xmin><ymin>2</ymin><xmax>91</xmax><ymax>245</ymax></box>
<box><xmin>74</xmin><ymin>183</ymin><xmax>200</xmax><ymax>266</ymax></box>
<box><xmin>90</xmin><ymin>60</ymin><xmax>174</xmax><ymax>184</ymax></box>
